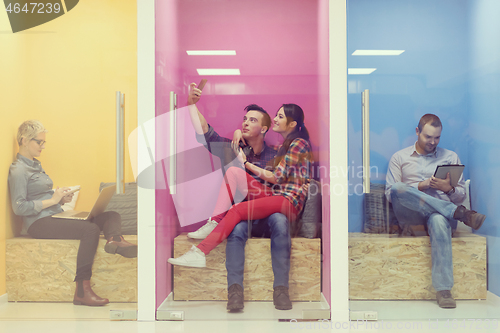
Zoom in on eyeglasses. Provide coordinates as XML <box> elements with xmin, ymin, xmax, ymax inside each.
<box><xmin>31</xmin><ymin>138</ymin><xmax>46</xmax><ymax>146</ymax></box>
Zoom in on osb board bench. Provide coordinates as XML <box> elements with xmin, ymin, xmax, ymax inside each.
<box><xmin>173</xmin><ymin>234</ymin><xmax>321</xmax><ymax>301</ymax></box>
<box><xmin>349</xmin><ymin>232</ymin><xmax>486</xmax><ymax>300</ymax></box>
<box><xmin>6</xmin><ymin>235</ymin><xmax>137</xmax><ymax>303</ymax></box>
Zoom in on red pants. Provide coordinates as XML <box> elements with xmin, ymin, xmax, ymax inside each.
<box><xmin>210</xmin><ymin>166</ymin><xmax>274</xmax><ymax>222</ymax></box>
<box><xmin>198</xmin><ymin>167</ymin><xmax>298</xmax><ymax>255</ymax></box>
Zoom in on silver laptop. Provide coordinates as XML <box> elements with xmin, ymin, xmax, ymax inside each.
<box><xmin>53</xmin><ymin>185</ymin><xmax>116</xmax><ymax>220</ymax></box>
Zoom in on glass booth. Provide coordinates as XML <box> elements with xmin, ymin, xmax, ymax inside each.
<box><xmin>347</xmin><ymin>0</ymin><xmax>500</xmax><ymax>323</ymax></box>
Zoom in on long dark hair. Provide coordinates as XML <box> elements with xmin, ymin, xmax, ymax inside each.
<box><xmin>273</xmin><ymin>103</ymin><xmax>311</xmax><ymax>168</ymax></box>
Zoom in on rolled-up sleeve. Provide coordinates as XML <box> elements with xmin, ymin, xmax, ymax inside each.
<box><xmin>8</xmin><ymin>165</ymin><xmax>43</xmax><ymax>216</ymax></box>
<box><xmin>448</xmin><ymin>155</ymin><xmax>466</xmax><ymax>204</ymax></box>
<box><xmin>195</xmin><ymin>125</ymin><xmax>211</xmax><ymax>145</ymax></box>
<box><xmin>195</xmin><ymin>124</ymin><xmax>221</xmax><ymax>145</ymax></box>
<box><xmin>385</xmin><ymin>154</ymin><xmax>401</xmax><ymax>203</ymax></box>
<box><xmin>195</xmin><ymin>124</ymin><xmax>230</xmax><ymax>159</ymax></box>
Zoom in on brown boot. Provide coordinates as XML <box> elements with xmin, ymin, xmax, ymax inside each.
<box><xmin>454</xmin><ymin>205</ymin><xmax>486</xmax><ymax>230</ymax></box>
<box><xmin>273</xmin><ymin>286</ymin><xmax>292</xmax><ymax>310</ymax></box>
<box><xmin>226</xmin><ymin>284</ymin><xmax>244</xmax><ymax>311</ymax></box>
<box><xmin>73</xmin><ymin>280</ymin><xmax>109</xmax><ymax>306</ymax></box>
<box><xmin>105</xmin><ymin>236</ymin><xmax>138</xmax><ymax>258</ymax></box>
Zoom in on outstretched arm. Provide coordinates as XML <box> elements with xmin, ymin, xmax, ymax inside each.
<box><xmin>187</xmin><ymin>82</ymin><xmax>209</xmax><ymax>135</ymax></box>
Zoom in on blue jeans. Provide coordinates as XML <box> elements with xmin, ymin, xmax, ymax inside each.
<box><xmin>390</xmin><ymin>182</ymin><xmax>459</xmax><ymax>291</ymax></box>
<box><xmin>226</xmin><ymin>213</ymin><xmax>291</xmax><ymax>289</ymax></box>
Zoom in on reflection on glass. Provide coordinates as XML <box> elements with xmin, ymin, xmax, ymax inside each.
<box><xmin>155</xmin><ymin>0</ymin><xmax>329</xmax><ymax>321</ymax></box>
<box><xmin>348</xmin><ymin>0</ymin><xmax>500</xmax><ymax>320</ymax></box>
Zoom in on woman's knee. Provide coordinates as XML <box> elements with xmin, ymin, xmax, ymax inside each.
<box><xmin>83</xmin><ymin>222</ymin><xmax>101</xmax><ymax>238</ymax></box>
<box><xmin>101</xmin><ymin>211</ymin><xmax>121</xmax><ymax>222</ymax></box>
<box><xmin>226</xmin><ymin>166</ymin><xmax>244</xmax><ymax>176</ymax></box>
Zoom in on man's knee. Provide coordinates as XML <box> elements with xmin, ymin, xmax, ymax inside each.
<box><xmin>391</xmin><ymin>182</ymin><xmax>408</xmax><ymax>194</ymax></box>
<box><xmin>390</xmin><ymin>182</ymin><xmax>412</xmax><ymax>205</ymax></box>
<box><xmin>228</xmin><ymin>221</ymin><xmax>248</xmax><ymax>241</ymax></box>
<box><xmin>268</xmin><ymin>213</ymin><xmax>289</xmax><ymax>236</ymax></box>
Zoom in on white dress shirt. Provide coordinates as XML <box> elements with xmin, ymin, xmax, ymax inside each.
<box><xmin>385</xmin><ymin>143</ymin><xmax>466</xmax><ymax>204</ymax></box>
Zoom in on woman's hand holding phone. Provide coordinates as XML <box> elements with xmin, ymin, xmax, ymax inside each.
<box><xmin>52</xmin><ymin>186</ymin><xmax>71</xmax><ymax>204</ymax></box>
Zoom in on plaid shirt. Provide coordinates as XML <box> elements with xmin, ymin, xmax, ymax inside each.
<box><xmin>272</xmin><ymin>138</ymin><xmax>312</xmax><ymax>213</ymax></box>
<box><xmin>196</xmin><ymin>124</ymin><xmax>277</xmax><ymax>184</ymax></box>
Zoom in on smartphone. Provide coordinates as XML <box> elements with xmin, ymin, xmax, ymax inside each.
<box><xmin>198</xmin><ymin>79</ymin><xmax>207</xmax><ymax>91</ymax></box>
<box><xmin>64</xmin><ymin>187</ymin><xmax>81</xmax><ymax>195</ymax></box>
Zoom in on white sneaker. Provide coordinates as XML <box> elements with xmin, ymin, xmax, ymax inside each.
<box><xmin>168</xmin><ymin>245</ymin><xmax>206</xmax><ymax>268</ymax></box>
<box><xmin>187</xmin><ymin>218</ymin><xmax>218</xmax><ymax>239</ymax></box>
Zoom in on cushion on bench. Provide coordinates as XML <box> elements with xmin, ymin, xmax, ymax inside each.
<box><xmin>291</xmin><ymin>179</ymin><xmax>322</xmax><ymax>238</ymax></box>
<box><xmin>99</xmin><ymin>182</ymin><xmax>137</xmax><ymax>235</ymax></box>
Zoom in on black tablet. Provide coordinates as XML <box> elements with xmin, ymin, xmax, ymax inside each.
<box><xmin>433</xmin><ymin>164</ymin><xmax>465</xmax><ymax>187</ymax></box>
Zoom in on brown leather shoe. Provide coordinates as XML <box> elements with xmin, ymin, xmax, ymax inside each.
<box><xmin>454</xmin><ymin>205</ymin><xmax>486</xmax><ymax>230</ymax></box>
<box><xmin>273</xmin><ymin>286</ymin><xmax>292</xmax><ymax>310</ymax></box>
<box><xmin>436</xmin><ymin>290</ymin><xmax>456</xmax><ymax>308</ymax></box>
<box><xmin>227</xmin><ymin>284</ymin><xmax>244</xmax><ymax>311</ymax></box>
<box><xmin>73</xmin><ymin>280</ymin><xmax>109</xmax><ymax>306</ymax></box>
<box><xmin>105</xmin><ymin>236</ymin><xmax>138</xmax><ymax>258</ymax></box>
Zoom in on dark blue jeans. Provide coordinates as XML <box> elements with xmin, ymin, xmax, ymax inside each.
<box><xmin>226</xmin><ymin>213</ymin><xmax>291</xmax><ymax>289</ymax></box>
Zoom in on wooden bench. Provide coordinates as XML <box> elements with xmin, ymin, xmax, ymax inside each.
<box><xmin>6</xmin><ymin>235</ymin><xmax>137</xmax><ymax>302</ymax></box>
<box><xmin>173</xmin><ymin>234</ymin><xmax>321</xmax><ymax>301</ymax></box>
<box><xmin>348</xmin><ymin>232</ymin><xmax>486</xmax><ymax>300</ymax></box>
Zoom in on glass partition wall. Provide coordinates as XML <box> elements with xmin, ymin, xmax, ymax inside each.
<box><xmin>154</xmin><ymin>0</ymin><xmax>332</xmax><ymax>321</ymax></box>
<box><xmin>0</xmin><ymin>0</ymin><xmax>139</xmax><ymax>321</ymax></box>
<box><xmin>348</xmin><ymin>0</ymin><xmax>500</xmax><ymax>322</ymax></box>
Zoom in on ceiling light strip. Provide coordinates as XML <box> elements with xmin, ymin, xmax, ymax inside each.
<box><xmin>187</xmin><ymin>50</ymin><xmax>237</xmax><ymax>56</ymax></box>
<box><xmin>352</xmin><ymin>50</ymin><xmax>405</xmax><ymax>56</ymax></box>
<box><xmin>348</xmin><ymin>68</ymin><xmax>377</xmax><ymax>75</ymax></box>
<box><xmin>197</xmin><ymin>69</ymin><xmax>241</xmax><ymax>76</ymax></box>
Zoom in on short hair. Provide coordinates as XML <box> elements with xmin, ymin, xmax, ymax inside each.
<box><xmin>244</xmin><ymin>104</ymin><xmax>271</xmax><ymax>134</ymax></box>
<box><xmin>418</xmin><ymin>114</ymin><xmax>442</xmax><ymax>132</ymax></box>
<box><xmin>17</xmin><ymin>120</ymin><xmax>47</xmax><ymax>146</ymax></box>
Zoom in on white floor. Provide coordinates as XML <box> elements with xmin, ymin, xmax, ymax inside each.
<box><xmin>1</xmin><ymin>298</ymin><xmax>500</xmax><ymax>332</ymax></box>
<box><xmin>156</xmin><ymin>292</ymin><xmax>330</xmax><ymax>320</ymax></box>
<box><xmin>0</xmin><ymin>301</ymin><xmax>137</xmax><ymax>321</ymax></box>
<box><xmin>350</xmin><ymin>292</ymin><xmax>500</xmax><ymax>321</ymax></box>
<box><xmin>1</xmin><ymin>318</ymin><xmax>500</xmax><ymax>333</ymax></box>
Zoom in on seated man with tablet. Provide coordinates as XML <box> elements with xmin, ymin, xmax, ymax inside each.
<box><xmin>385</xmin><ymin>114</ymin><xmax>486</xmax><ymax>309</ymax></box>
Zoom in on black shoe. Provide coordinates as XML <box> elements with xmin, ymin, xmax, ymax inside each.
<box><xmin>227</xmin><ymin>284</ymin><xmax>244</xmax><ymax>311</ymax></box>
<box><xmin>436</xmin><ymin>290</ymin><xmax>456</xmax><ymax>308</ymax></box>
<box><xmin>454</xmin><ymin>205</ymin><xmax>486</xmax><ymax>230</ymax></box>
<box><xmin>273</xmin><ymin>286</ymin><xmax>292</xmax><ymax>310</ymax></box>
